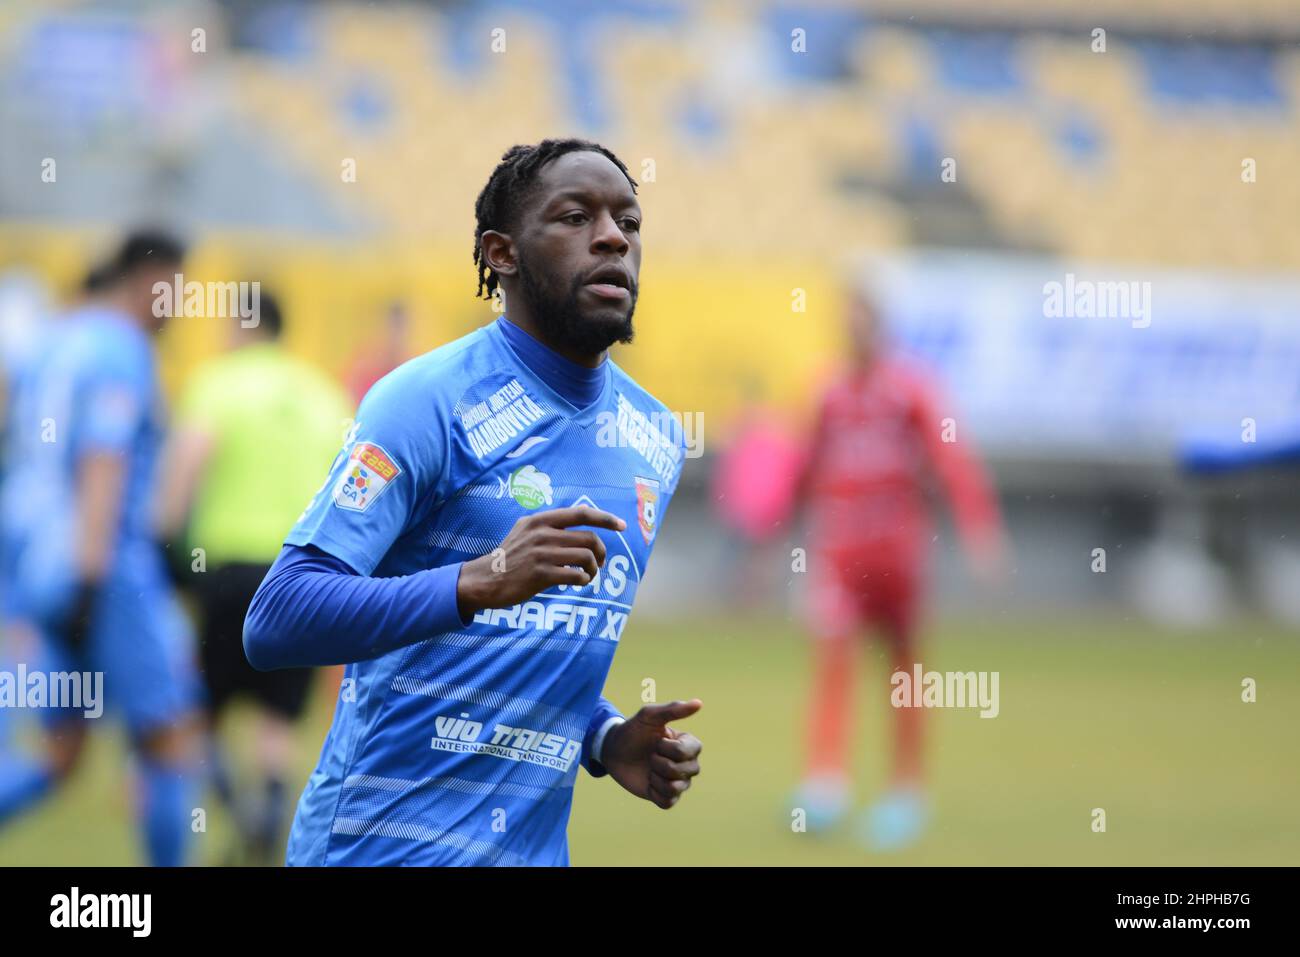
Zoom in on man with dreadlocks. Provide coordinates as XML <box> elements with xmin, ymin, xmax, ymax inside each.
<box><xmin>244</xmin><ymin>139</ymin><xmax>702</xmax><ymax>866</ymax></box>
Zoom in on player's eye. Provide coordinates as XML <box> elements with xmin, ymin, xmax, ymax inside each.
<box><xmin>562</xmin><ymin>211</ymin><xmax>588</xmax><ymax>225</ymax></box>
<box><xmin>621</xmin><ymin>217</ymin><xmax>641</xmax><ymax>233</ymax></box>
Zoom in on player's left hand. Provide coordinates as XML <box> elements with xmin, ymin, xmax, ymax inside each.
<box><xmin>600</xmin><ymin>699</ymin><xmax>702</xmax><ymax>809</ymax></box>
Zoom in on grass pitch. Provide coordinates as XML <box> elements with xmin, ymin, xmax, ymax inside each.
<box><xmin>1</xmin><ymin>613</ymin><xmax>1295</xmax><ymax>866</ymax></box>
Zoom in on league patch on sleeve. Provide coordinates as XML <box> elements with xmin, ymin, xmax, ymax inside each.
<box><xmin>332</xmin><ymin>441</ymin><xmax>401</xmax><ymax>512</ymax></box>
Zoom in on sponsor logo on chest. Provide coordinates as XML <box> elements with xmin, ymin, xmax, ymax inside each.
<box><xmin>470</xmin><ymin>495</ymin><xmax>640</xmax><ymax>641</ymax></box>
<box><xmin>504</xmin><ymin>464</ymin><xmax>553</xmax><ymax>509</ymax></box>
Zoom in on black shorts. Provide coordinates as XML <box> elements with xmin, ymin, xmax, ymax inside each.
<box><xmin>197</xmin><ymin>562</ymin><xmax>313</xmax><ymax>720</ymax></box>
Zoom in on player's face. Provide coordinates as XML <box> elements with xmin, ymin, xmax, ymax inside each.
<box><xmin>514</xmin><ymin>151</ymin><xmax>642</xmax><ymax>357</ymax></box>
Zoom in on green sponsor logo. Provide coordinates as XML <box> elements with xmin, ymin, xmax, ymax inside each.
<box><xmin>508</xmin><ymin>464</ymin><xmax>553</xmax><ymax>509</ymax></box>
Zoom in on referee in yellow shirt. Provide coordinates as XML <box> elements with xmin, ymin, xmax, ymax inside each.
<box><xmin>157</xmin><ymin>290</ymin><xmax>352</xmax><ymax>864</ymax></box>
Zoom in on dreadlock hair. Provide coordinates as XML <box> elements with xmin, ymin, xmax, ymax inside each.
<box><xmin>472</xmin><ymin>138</ymin><xmax>638</xmax><ymax>301</ymax></box>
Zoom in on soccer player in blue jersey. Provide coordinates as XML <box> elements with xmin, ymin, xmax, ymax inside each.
<box><xmin>0</xmin><ymin>231</ymin><xmax>202</xmax><ymax>865</ymax></box>
<box><xmin>244</xmin><ymin>139</ymin><xmax>704</xmax><ymax>866</ymax></box>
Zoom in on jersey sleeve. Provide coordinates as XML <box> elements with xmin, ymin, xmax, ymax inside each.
<box><xmin>76</xmin><ymin>335</ymin><xmax>151</xmax><ymax>457</ymax></box>
<box><xmin>911</xmin><ymin>371</ymin><xmax>1003</xmax><ymax>560</ymax></box>
<box><xmin>639</xmin><ymin>400</ymin><xmax>689</xmax><ymax>577</ymax></box>
<box><xmin>660</xmin><ymin>401</ymin><xmax>690</xmax><ymax>510</ymax></box>
<box><xmin>580</xmin><ymin>696</ymin><xmax>626</xmax><ymax>778</ymax></box>
<box><xmin>244</xmin><ymin>543</ymin><xmax>469</xmax><ymax>670</ymax></box>
<box><xmin>285</xmin><ymin>367</ymin><xmax>449</xmax><ymax>576</ymax></box>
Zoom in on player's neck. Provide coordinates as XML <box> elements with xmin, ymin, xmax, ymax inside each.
<box><xmin>502</xmin><ymin>313</ymin><xmax>606</xmax><ymax>369</ymax></box>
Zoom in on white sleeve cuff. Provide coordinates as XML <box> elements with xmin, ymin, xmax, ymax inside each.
<box><xmin>591</xmin><ymin>715</ymin><xmax>625</xmax><ymax>764</ymax></box>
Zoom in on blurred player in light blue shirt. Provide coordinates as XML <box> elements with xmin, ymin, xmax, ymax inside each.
<box><xmin>0</xmin><ymin>231</ymin><xmax>201</xmax><ymax>866</ymax></box>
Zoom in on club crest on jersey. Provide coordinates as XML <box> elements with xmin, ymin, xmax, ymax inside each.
<box><xmin>634</xmin><ymin>476</ymin><xmax>660</xmax><ymax>544</ymax></box>
<box><xmin>333</xmin><ymin>442</ymin><xmax>400</xmax><ymax>512</ymax></box>
<box><xmin>505</xmin><ymin>464</ymin><xmax>553</xmax><ymax>510</ymax></box>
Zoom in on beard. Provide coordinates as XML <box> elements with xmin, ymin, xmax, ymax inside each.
<box><xmin>516</xmin><ymin>253</ymin><xmax>636</xmax><ymax>357</ymax></box>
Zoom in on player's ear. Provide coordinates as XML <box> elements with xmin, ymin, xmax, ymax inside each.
<box><xmin>479</xmin><ymin>230</ymin><xmax>518</xmax><ymax>280</ymax></box>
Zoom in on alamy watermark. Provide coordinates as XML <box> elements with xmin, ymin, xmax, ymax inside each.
<box><xmin>50</xmin><ymin>887</ymin><xmax>150</xmax><ymax>937</ymax></box>
<box><xmin>152</xmin><ymin>273</ymin><xmax>261</xmax><ymax>327</ymax></box>
<box><xmin>1043</xmin><ymin>273</ymin><xmax>1151</xmax><ymax>328</ymax></box>
<box><xmin>0</xmin><ymin>664</ymin><xmax>103</xmax><ymax>718</ymax></box>
<box><xmin>890</xmin><ymin>664</ymin><xmax>1000</xmax><ymax>718</ymax></box>
<box><xmin>594</xmin><ymin>395</ymin><xmax>704</xmax><ymax>463</ymax></box>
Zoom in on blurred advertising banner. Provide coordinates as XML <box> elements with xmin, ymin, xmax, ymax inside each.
<box><xmin>865</xmin><ymin>250</ymin><xmax>1300</xmax><ymax>463</ymax></box>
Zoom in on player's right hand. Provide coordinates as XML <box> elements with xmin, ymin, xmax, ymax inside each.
<box><xmin>455</xmin><ymin>505</ymin><xmax>626</xmax><ymax>618</ymax></box>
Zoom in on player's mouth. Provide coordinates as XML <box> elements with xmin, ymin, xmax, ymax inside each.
<box><xmin>582</xmin><ymin>265</ymin><xmax>633</xmax><ymax>301</ymax></box>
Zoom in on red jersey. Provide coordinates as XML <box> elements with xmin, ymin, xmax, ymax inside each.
<box><xmin>802</xmin><ymin>356</ymin><xmax>1001</xmax><ymax>570</ymax></box>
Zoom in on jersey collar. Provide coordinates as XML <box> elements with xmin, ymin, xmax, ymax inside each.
<box><xmin>491</xmin><ymin>316</ymin><xmax>613</xmax><ymax>422</ymax></box>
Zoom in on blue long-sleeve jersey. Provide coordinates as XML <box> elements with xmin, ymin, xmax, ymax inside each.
<box><xmin>245</xmin><ymin>317</ymin><xmax>685</xmax><ymax>866</ymax></box>
<box><xmin>245</xmin><ymin>543</ymin><xmax>622</xmax><ymax>776</ymax></box>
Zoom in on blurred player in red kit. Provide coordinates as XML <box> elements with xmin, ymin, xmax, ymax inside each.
<box><xmin>789</xmin><ymin>287</ymin><xmax>1006</xmax><ymax>851</ymax></box>
<box><xmin>345</xmin><ymin>300</ymin><xmax>410</xmax><ymax>404</ymax></box>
